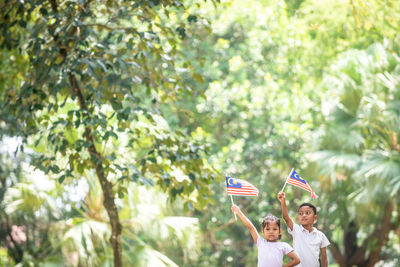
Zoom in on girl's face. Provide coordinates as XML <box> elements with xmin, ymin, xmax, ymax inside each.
<box><xmin>262</xmin><ymin>221</ymin><xmax>281</xmax><ymax>242</ymax></box>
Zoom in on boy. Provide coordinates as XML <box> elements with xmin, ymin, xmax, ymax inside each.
<box><xmin>278</xmin><ymin>192</ymin><xmax>330</xmax><ymax>267</ymax></box>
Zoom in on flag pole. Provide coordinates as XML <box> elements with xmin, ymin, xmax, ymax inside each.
<box><xmin>226</xmin><ymin>174</ymin><xmax>237</xmax><ymax>221</ymax></box>
<box><xmin>230</xmin><ymin>195</ymin><xmax>237</xmax><ymax>221</ymax></box>
<box><xmin>280</xmin><ymin>168</ymin><xmax>294</xmax><ymax>192</ymax></box>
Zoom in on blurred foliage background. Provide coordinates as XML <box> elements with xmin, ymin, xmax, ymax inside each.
<box><xmin>1</xmin><ymin>0</ymin><xmax>400</xmax><ymax>266</ymax></box>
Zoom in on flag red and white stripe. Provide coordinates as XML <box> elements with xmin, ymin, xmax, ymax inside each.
<box><xmin>286</xmin><ymin>169</ymin><xmax>318</xmax><ymax>199</ymax></box>
<box><xmin>226</xmin><ymin>177</ymin><xmax>259</xmax><ymax>196</ymax></box>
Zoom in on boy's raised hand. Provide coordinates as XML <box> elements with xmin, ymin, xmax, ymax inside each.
<box><xmin>277</xmin><ymin>191</ymin><xmax>294</xmax><ymax>230</ymax></box>
<box><xmin>277</xmin><ymin>191</ymin><xmax>286</xmax><ymax>202</ymax></box>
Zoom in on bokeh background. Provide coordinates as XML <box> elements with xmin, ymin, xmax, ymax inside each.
<box><xmin>1</xmin><ymin>0</ymin><xmax>399</xmax><ymax>266</ymax></box>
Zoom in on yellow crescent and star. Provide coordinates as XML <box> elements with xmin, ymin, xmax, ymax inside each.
<box><xmin>293</xmin><ymin>173</ymin><xmax>306</xmax><ymax>184</ymax></box>
<box><xmin>227</xmin><ymin>177</ymin><xmax>241</xmax><ymax>187</ymax></box>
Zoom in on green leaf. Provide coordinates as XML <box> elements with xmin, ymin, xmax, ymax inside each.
<box><xmin>176</xmin><ymin>27</ymin><xmax>186</xmax><ymax>39</ymax></box>
<box><xmin>39</xmin><ymin>8</ymin><xmax>48</xmax><ymax>16</ymax></box>
<box><xmin>117</xmin><ymin>34</ymin><xmax>123</xmax><ymax>43</ymax></box>
<box><xmin>192</xmin><ymin>73</ymin><xmax>204</xmax><ymax>84</ymax></box>
<box><xmin>58</xmin><ymin>175</ymin><xmax>66</xmax><ymax>184</ymax></box>
<box><xmin>19</xmin><ymin>20</ymin><xmax>27</xmax><ymax>28</ymax></box>
<box><xmin>188</xmin><ymin>15</ymin><xmax>198</xmax><ymax>23</ymax></box>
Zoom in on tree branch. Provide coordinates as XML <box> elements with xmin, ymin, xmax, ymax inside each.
<box><xmin>328</xmin><ymin>239</ymin><xmax>345</xmax><ymax>267</ymax></box>
<box><xmin>366</xmin><ymin>201</ymin><xmax>393</xmax><ymax>267</ymax></box>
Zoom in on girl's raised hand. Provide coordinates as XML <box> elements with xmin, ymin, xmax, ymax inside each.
<box><xmin>231</xmin><ymin>204</ymin><xmax>240</xmax><ymax>214</ymax></box>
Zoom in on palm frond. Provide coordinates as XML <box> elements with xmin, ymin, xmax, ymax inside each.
<box><xmin>161</xmin><ymin>216</ymin><xmax>201</xmax><ymax>262</ymax></box>
<box><xmin>319</xmin><ymin>125</ymin><xmax>365</xmax><ymax>151</ymax></box>
<box><xmin>3</xmin><ymin>183</ymin><xmax>47</xmax><ymax>214</ymax></box>
<box><xmin>122</xmin><ymin>230</ymin><xmax>179</xmax><ymax>267</ymax></box>
<box><xmin>61</xmin><ymin>219</ymin><xmax>111</xmax><ymax>266</ymax></box>
<box><xmin>308</xmin><ymin>150</ymin><xmax>361</xmax><ymax>178</ymax></box>
<box><xmin>356</xmin><ymin>150</ymin><xmax>400</xmax><ymax>181</ymax></box>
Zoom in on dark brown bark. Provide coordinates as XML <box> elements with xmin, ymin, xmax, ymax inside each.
<box><xmin>47</xmin><ymin>1</ymin><xmax>123</xmax><ymax>265</ymax></box>
<box><xmin>365</xmin><ymin>201</ymin><xmax>393</xmax><ymax>267</ymax></box>
<box><xmin>68</xmin><ymin>73</ymin><xmax>122</xmax><ymax>267</ymax></box>
<box><xmin>329</xmin><ymin>201</ymin><xmax>394</xmax><ymax>267</ymax></box>
<box><xmin>328</xmin><ymin>241</ymin><xmax>346</xmax><ymax>267</ymax></box>
<box><xmin>346</xmin><ymin>220</ymin><xmax>366</xmax><ymax>266</ymax></box>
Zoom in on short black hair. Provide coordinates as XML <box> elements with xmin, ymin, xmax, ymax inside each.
<box><xmin>298</xmin><ymin>202</ymin><xmax>317</xmax><ymax>215</ymax></box>
<box><xmin>262</xmin><ymin>214</ymin><xmax>282</xmax><ymax>240</ymax></box>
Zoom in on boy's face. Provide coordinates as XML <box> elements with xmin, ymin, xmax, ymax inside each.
<box><xmin>262</xmin><ymin>221</ymin><xmax>281</xmax><ymax>242</ymax></box>
<box><xmin>297</xmin><ymin>206</ymin><xmax>317</xmax><ymax>226</ymax></box>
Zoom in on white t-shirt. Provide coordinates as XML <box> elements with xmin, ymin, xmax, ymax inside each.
<box><xmin>288</xmin><ymin>223</ymin><xmax>330</xmax><ymax>267</ymax></box>
<box><xmin>257</xmin><ymin>236</ymin><xmax>294</xmax><ymax>267</ymax></box>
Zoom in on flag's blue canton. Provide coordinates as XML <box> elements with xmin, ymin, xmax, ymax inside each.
<box><xmin>290</xmin><ymin>170</ymin><xmax>307</xmax><ymax>184</ymax></box>
<box><xmin>226</xmin><ymin>177</ymin><xmax>242</xmax><ymax>188</ymax></box>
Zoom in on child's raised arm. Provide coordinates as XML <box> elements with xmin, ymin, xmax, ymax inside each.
<box><xmin>231</xmin><ymin>204</ymin><xmax>258</xmax><ymax>243</ymax></box>
<box><xmin>277</xmin><ymin>192</ymin><xmax>294</xmax><ymax>231</ymax></box>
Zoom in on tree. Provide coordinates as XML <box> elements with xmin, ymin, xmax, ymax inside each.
<box><xmin>309</xmin><ymin>41</ymin><xmax>400</xmax><ymax>266</ymax></box>
<box><xmin>1</xmin><ymin>0</ymin><xmax>218</xmax><ymax>265</ymax></box>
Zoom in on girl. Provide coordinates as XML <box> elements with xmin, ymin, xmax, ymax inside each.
<box><xmin>231</xmin><ymin>204</ymin><xmax>300</xmax><ymax>267</ymax></box>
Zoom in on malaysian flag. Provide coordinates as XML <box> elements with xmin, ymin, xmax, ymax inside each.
<box><xmin>286</xmin><ymin>169</ymin><xmax>318</xmax><ymax>199</ymax></box>
<box><xmin>226</xmin><ymin>177</ymin><xmax>259</xmax><ymax>196</ymax></box>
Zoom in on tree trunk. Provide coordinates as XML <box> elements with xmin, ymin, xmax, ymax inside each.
<box><xmin>366</xmin><ymin>201</ymin><xmax>393</xmax><ymax>267</ymax></box>
<box><xmin>47</xmin><ymin>1</ymin><xmax>123</xmax><ymax>265</ymax></box>
<box><xmin>330</xmin><ymin>201</ymin><xmax>394</xmax><ymax>267</ymax></box>
<box><xmin>69</xmin><ymin>73</ymin><xmax>123</xmax><ymax>267</ymax></box>
<box><xmin>329</xmin><ymin>241</ymin><xmax>346</xmax><ymax>267</ymax></box>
